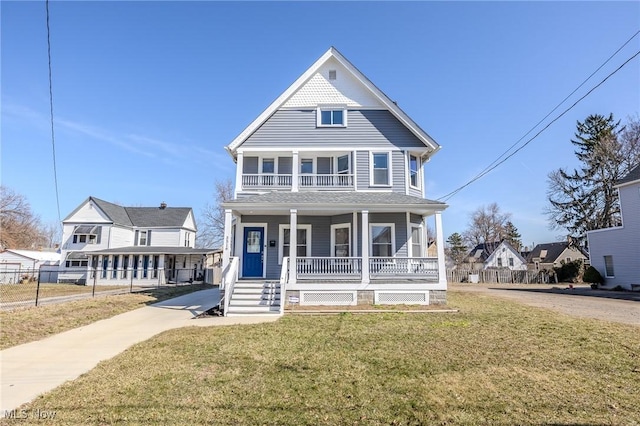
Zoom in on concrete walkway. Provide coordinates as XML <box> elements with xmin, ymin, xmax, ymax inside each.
<box><xmin>0</xmin><ymin>289</ymin><xmax>280</xmax><ymax>414</ymax></box>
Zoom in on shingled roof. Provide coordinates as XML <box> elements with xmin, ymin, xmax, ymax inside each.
<box><xmin>65</xmin><ymin>197</ymin><xmax>194</xmax><ymax>229</ymax></box>
<box><xmin>616</xmin><ymin>163</ymin><xmax>640</xmax><ymax>186</ymax></box>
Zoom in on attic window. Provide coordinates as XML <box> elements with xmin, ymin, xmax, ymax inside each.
<box><xmin>317</xmin><ymin>107</ymin><xmax>347</xmax><ymax>127</ymax></box>
<box><xmin>540</xmin><ymin>250</ymin><xmax>548</xmax><ymax>259</ymax></box>
<box><xmin>328</xmin><ymin>70</ymin><xmax>337</xmax><ymax>80</ymax></box>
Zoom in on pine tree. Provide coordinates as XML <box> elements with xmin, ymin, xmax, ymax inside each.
<box><xmin>446</xmin><ymin>232</ymin><xmax>467</xmax><ymax>265</ymax></box>
<box><xmin>546</xmin><ymin>114</ymin><xmax>640</xmax><ymax>245</ymax></box>
<box><xmin>503</xmin><ymin>221</ymin><xmax>522</xmax><ymax>251</ymax></box>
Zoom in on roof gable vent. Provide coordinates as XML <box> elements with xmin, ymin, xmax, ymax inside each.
<box><xmin>328</xmin><ymin>70</ymin><xmax>337</xmax><ymax>80</ymax></box>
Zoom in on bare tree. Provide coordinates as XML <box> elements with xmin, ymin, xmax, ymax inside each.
<box><xmin>196</xmin><ymin>179</ymin><xmax>234</xmax><ymax>249</ymax></box>
<box><xmin>40</xmin><ymin>221</ymin><xmax>63</xmax><ymax>248</ymax></box>
<box><xmin>0</xmin><ymin>186</ymin><xmax>47</xmax><ymax>249</ymax></box>
<box><xmin>463</xmin><ymin>202</ymin><xmax>511</xmax><ymax>247</ymax></box>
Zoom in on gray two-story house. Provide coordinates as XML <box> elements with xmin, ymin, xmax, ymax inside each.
<box><xmin>220</xmin><ymin>47</ymin><xmax>448</xmax><ymax>314</ymax></box>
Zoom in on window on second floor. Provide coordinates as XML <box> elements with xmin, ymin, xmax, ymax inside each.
<box><xmin>409</xmin><ymin>154</ymin><xmax>420</xmax><ymax>188</ymax></box>
<box><xmin>497</xmin><ymin>258</ymin><xmax>503</xmax><ymax>267</ymax></box>
<box><xmin>134</xmin><ymin>230</ymin><xmax>151</xmax><ymax>246</ymax></box>
<box><xmin>317</xmin><ymin>108</ymin><xmax>347</xmax><ymax>127</ymax></box>
<box><xmin>185</xmin><ymin>232</ymin><xmax>191</xmax><ymax>247</ymax></box>
<box><xmin>371</xmin><ymin>152</ymin><xmax>391</xmax><ymax>186</ymax></box>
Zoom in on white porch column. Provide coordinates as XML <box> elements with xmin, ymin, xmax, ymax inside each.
<box><xmin>435</xmin><ymin>211</ymin><xmax>447</xmax><ymax>285</ymax></box>
<box><xmin>352</xmin><ymin>211</ymin><xmax>358</xmax><ymax>257</ymax></box>
<box><xmin>289</xmin><ymin>209</ymin><xmax>297</xmax><ymax>284</ymax></box>
<box><xmin>234</xmin><ymin>214</ymin><xmax>242</xmax><ymax>257</ymax></box>
<box><xmin>222</xmin><ymin>209</ymin><xmax>233</xmax><ymax>270</ymax></box>
<box><xmin>292</xmin><ymin>151</ymin><xmax>299</xmax><ymax>192</ymax></box>
<box><xmin>235</xmin><ymin>151</ymin><xmax>244</xmax><ymax>197</ymax></box>
<box><xmin>158</xmin><ymin>254</ymin><xmax>165</xmax><ymax>284</ymax></box>
<box><xmin>361</xmin><ymin>210</ymin><xmax>369</xmax><ymax>284</ymax></box>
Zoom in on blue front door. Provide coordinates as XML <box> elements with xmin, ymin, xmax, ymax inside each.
<box><xmin>243</xmin><ymin>227</ymin><xmax>264</xmax><ymax>277</ymax></box>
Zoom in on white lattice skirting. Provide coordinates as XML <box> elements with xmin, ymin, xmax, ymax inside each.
<box><xmin>300</xmin><ymin>291</ymin><xmax>357</xmax><ymax>306</ymax></box>
<box><xmin>375</xmin><ymin>291</ymin><xmax>430</xmax><ymax>305</ymax></box>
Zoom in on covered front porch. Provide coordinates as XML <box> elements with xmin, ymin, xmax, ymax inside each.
<box><xmin>220</xmin><ymin>192</ymin><xmax>448</xmax><ymax>308</ymax></box>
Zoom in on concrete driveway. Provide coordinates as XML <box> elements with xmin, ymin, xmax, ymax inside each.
<box><xmin>451</xmin><ymin>283</ymin><xmax>640</xmax><ymax>326</ymax></box>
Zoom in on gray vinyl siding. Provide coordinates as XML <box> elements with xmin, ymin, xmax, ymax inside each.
<box><xmin>317</xmin><ymin>157</ymin><xmax>332</xmax><ymax>174</ymax></box>
<box><xmin>243</xmin><ymin>157</ymin><xmax>258</xmax><ymax>174</ymax></box>
<box><xmin>587</xmin><ymin>182</ymin><xmax>640</xmax><ymax>289</ymax></box>
<box><xmin>369</xmin><ymin>213</ymin><xmax>409</xmax><ymax>257</ymax></box>
<box><xmin>278</xmin><ymin>157</ymin><xmax>292</xmax><ymax>174</ymax></box>
<box><xmin>243</xmin><ymin>109</ymin><xmax>426</xmax><ymax>150</ymax></box>
<box><xmin>355</xmin><ymin>150</ymin><xmax>406</xmax><ymax>192</ymax></box>
<box><xmin>410</xmin><ymin>213</ymin><xmax>423</xmax><ymax>224</ymax></box>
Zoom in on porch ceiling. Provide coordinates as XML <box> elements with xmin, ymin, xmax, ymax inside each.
<box><xmin>223</xmin><ymin>191</ymin><xmax>448</xmax><ymax>216</ymax></box>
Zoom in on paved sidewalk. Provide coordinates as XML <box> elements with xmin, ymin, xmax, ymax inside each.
<box><xmin>0</xmin><ymin>289</ymin><xmax>280</xmax><ymax>414</ymax></box>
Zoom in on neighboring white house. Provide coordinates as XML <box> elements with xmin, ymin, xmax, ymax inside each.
<box><xmin>220</xmin><ymin>47</ymin><xmax>449</xmax><ymax>315</ymax></box>
<box><xmin>587</xmin><ymin>164</ymin><xmax>640</xmax><ymax>290</ymax></box>
<box><xmin>0</xmin><ymin>249</ymin><xmax>60</xmax><ymax>284</ymax></box>
<box><xmin>59</xmin><ymin>197</ymin><xmax>212</xmax><ymax>286</ymax></box>
<box><xmin>463</xmin><ymin>241</ymin><xmax>527</xmax><ymax>271</ymax></box>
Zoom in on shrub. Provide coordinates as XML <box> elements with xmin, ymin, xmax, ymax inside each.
<box><xmin>554</xmin><ymin>259</ymin><xmax>583</xmax><ymax>282</ymax></box>
<box><xmin>582</xmin><ymin>266</ymin><xmax>603</xmax><ymax>284</ymax></box>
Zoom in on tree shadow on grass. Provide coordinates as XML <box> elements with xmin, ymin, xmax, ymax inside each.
<box><xmin>492</xmin><ymin>286</ymin><xmax>640</xmax><ymax>302</ymax></box>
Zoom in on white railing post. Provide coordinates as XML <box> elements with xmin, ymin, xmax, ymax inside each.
<box><xmin>235</xmin><ymin>151</ymin><xmax>243</xmax><ymax>196</ymax></box>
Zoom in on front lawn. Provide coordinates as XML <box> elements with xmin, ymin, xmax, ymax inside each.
<box><xmin>4</xmin><ymin>289</ymin><xmax>639</xmax><ymax>425</ymax></box>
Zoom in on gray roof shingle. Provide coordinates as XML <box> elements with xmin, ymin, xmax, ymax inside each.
<box><xmin>617</xmin><ymin>163</ymin><xmax>640</xmax><ymax>186</ymax></box>
<box><xmin>225</xmin><ymin>191</ymin><xmax>446</xmax><ymax>207</ymax></box>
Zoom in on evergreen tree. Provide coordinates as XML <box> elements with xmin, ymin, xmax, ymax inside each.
<box><xmin>503</xmin><ymin>221</ymin><xmax>522</xmax><ymax>251</ymax></box>
<box><xmin>546</xmin><ymin>114</ymin><xmax>640</xmax><ymax>246</ymax></box>
<box><xmin>446</xmin><ymin>232</ymin><xmax>467</xmax><ymax>265</ymax></box>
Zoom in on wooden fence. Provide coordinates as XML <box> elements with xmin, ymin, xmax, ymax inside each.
<box><xmin>447</xmin><ymin>269</ymin><xmax>553</xmax><ymax>284</ymax></box>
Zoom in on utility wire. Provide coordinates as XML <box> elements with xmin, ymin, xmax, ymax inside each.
<box><xmin>455</xmin><ymin>30</ymin><xmax>640</xmax><ymax>192</ymax></box>
<box><xmin>437</xmin><ymin>48</ymin><xmax>640</xmax><ymax>202</ymax></box>
<box><xmin>46</xmin><ymin>0</ymin><xmax>62</xmax><ymax>226</ymax></box>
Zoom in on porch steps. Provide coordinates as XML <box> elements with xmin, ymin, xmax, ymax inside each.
<box><xmin>226</xmin><ymin>280</ymin><xmax>281</xmax><ymax>316</ymax></box>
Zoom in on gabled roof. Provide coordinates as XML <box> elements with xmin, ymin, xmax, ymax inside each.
<box><xmin>64</xmin><ymin>197</ymin><xmax>195</xmax><ymax>230</ymax></box>
<box><xmin>1</xmin><ymin>249</ymin><xmax>60</xmax><ymax>262</ymax></box>
<box><xmin>526</xmin><ymin>242</ymin><xmax>587</xmax><ymax>263</ymax></box>
<box><xmin>466</xmin><ymin>241</ymin><xmax>502</xmax><ymax>263</ymax></box>
<box><xmin>616</xmin><ymin>163</ymin><xmax>640</xmax><ymax>187</ymax></box>
<box><xmin>225</xmin><ymin>47</ymin><xmax>440</xmax><ymax>157</ymax></box>
<box><xmin>484</xmin><ymin>241</ymin><xmax>528</xmax><ymax>265</ymax></box>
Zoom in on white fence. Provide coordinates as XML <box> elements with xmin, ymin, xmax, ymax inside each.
<box><xmin>447</xmin><ymin>269</ymin><xmax>553</xmax><ymax>284</ymax></box>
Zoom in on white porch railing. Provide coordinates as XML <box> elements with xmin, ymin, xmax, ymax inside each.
<box><xmin>299</xmin><ymin>174</ymin><xmax>354</xmax><ymax>188</ymax></box>
<box><xmin>296</xmin><ymin>257</ymin><xmax>362</xmax><ymax>279</ymax></box>
<box><xmin>370</xmin><ymin>257</ymin><xmax>439</xmax><ymax>280</ymax></box>
<box><xmin>241</xmin><ymin>173</ymin><xmax>354</xmax><ymax>190</ymax></box>
<box><xmin>220</xmin><ymin>257</ymin><xmax>239</xmax><ymax>316</ymax></box>
<box><xmin>242</xmin><ymin>174</ymin><xmax>292</xmax><ymax>188</ymax></box>
<box><xmin>293</xmin><ymin>257</ymin><xmax>439</xmax><ymax>281</ymax></box>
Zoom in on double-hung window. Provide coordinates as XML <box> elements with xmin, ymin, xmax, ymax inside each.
<box><xmin>409</xmin><ymin>154</ymin><xmax>420</xmax><ymax>188</ymax></box>
<box><xmin>317</xmin><ymin>107</ymin><xmax>347</xmax><ymax>127</ymax></box>
<box><xmin>370</xmin><ymin>224</ymin><xmax>394</xmax><ymax>257</ymax></box>
<box><xmin>331</xmin><ymin>224</ymin><xmax>351</xmax><ymax>257</ymax></box>
<box><xmin>604</xmin><ymin>255</ymin><xmax>614</xmax><ymax>277</ymax></box>
<box><xmin>279</xmin><ymin>224</ymin><xmax>312</xmax><ymax>264</ymax></box>
<box><xmin>371</xmin><ymin>152</ymin><xmax>390</xmax><ymax>186</ymax></box>
<box><xmin>410</xmin><ymin>226</ymin><xmax>422</xmax><ymax>257</ymax></box>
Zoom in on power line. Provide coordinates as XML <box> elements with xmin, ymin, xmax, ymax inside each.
<box><xmin>437</xmin><ymin>48</ymin><xmax>640</xmax><ymax>202</ymax></box>
<box><xmin>436</xmin><ymin>30</ymin><xmax>640</xmax><ymax>202</ymax></box>
<box><xmin>46</xmin><ymin>0</ymin><xmax>62</xmax><ymax>226</ymax></box>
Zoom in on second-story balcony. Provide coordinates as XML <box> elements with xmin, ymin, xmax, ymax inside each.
<box><xmin>242</xmin><ymin>173</ymin><xmax>354</xmax><ymax>190</ymax></box>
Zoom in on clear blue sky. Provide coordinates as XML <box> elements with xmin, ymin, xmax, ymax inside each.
<box><xmin>2</xmin><ymin>1</ymin><xmax>639</xmax><ymax>249</ymax></box>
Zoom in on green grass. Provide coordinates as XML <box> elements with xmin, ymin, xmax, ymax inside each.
<box><xmin>0</xmin><ymin>282</ymin><xmax>132</xmax><ymax>304</ymax></box>
<box><xmin>0</xmin><ymin>284</ymin><xmax>214</xmax><ymax>350</ymax></box>
<box><xmin>5</xmin><ymin>289</ymin><xmax>639</xmax><ymax>425</ymax></box>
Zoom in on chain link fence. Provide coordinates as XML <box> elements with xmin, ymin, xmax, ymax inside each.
<box><xmin>0</xmin><ymin>267</ymin><xmax>220</xmax><ymax>310</ymax></box>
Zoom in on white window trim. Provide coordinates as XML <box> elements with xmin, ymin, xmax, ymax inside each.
<box><xmin>316</xmin><ymin>106</ymin><xmax>348</xmax><ymax>127</ymax></box>
<box><xmin>330</xmin><ymin>223</ymin><xmax>352</xmax><ymax>258</ymax></box>
<box><xmin>603</xmin><ymin>255</ymin><xmax>615</xmax><ymax>278</ymax></box>
<box><xmin>369</xmin><ymin>151</ymin><xmax>392</xmax><ymax>187</ymax></box>
<box><xmin>410</xmin><ymin>224</ymin><xmax>423</xmax><ymax>258</ymax></box>
<box><xmin>260</xmin><ymin>157</ymin><xmax>276</xmax><ymax>174</ymax></box>
<box><xmin>408</xmin><ymin>153</ymin><xmax>421</xmax><ymax>190</ymax></box>
<box><xmin>278</xmin><ymin>224</ymin><xmax>312</xmax><ymax>264</ymax></box>
<box><xmin>369</xmin><ymin>223</ymin><xmax>396</xmax><ymax>257</ymax></box>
